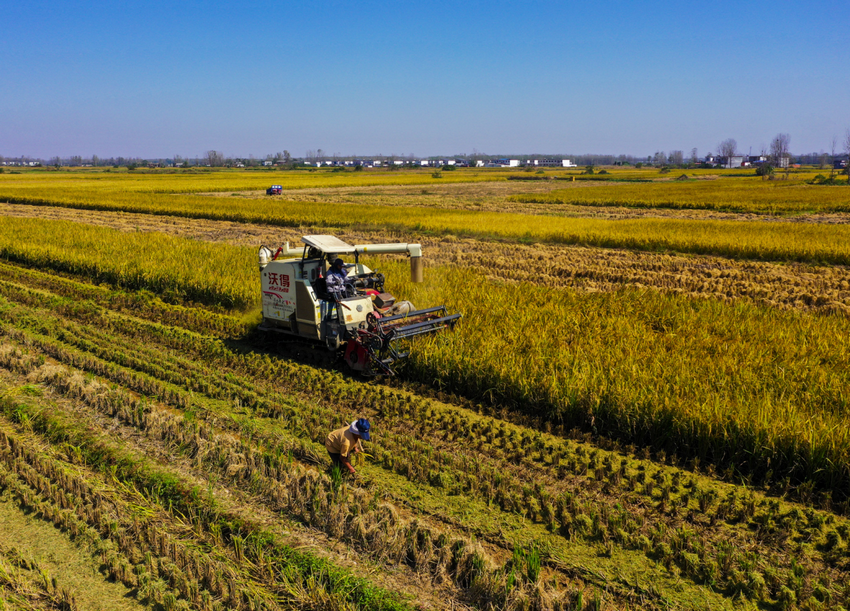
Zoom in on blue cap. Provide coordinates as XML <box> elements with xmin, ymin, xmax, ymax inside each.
<box><xmin>350</xmin><ymin>418</ymin><xmax>371</xmax><ymax>441</ymax></box>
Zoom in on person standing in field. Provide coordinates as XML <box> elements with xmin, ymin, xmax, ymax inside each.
<box><xmin>325</xmin><ymin>418</ymin><xmax>371</xmax><ymax>475</ymax></box>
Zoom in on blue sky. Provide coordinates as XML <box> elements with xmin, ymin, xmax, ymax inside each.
<box><xmin>2</xmin><ymin>1</ymin><xmax>848</xmax><ymax>159</ymax></box>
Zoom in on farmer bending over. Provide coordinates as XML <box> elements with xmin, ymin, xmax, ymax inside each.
<box><xmin>325</xmin><ymin>418</ymin><xmax>371</xmax><ymax>475</ymax></box>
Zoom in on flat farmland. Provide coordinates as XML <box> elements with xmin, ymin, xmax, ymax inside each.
<box><xmin>0</xmin><ymin>167</ymin><xmax>849</xmax><ymax>610</ymax></box>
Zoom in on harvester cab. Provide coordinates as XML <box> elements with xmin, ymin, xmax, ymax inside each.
<box><xmin>258</xmin><ymin>235</ymin><xmax>460</xmax><ymax>375</ymax></box>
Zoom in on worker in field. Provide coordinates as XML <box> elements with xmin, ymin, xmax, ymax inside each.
<box><xmin>325</xmin><ymin>418</ymin><xmax>371</xmax><ymax>476</ymax></box>
<box><xmin>326</xmin><ymin>257</ymin><xmax>350</xmax><ymax>299</ymax></box>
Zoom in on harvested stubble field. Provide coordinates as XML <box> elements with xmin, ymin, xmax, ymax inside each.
<box><xmin>1</xmin><ymin>168</ymin><xmax>850</xmax><ymax>610</ymax></box>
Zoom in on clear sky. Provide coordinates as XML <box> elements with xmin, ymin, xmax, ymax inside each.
<box><xmin>2</xmin><ymin>1</ymin><xmax>848</xmax><ymax>159</ymax></box>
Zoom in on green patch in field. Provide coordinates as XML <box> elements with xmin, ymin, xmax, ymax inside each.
<box><xmin>0</xmin><ymin>498</ymin><xmax>147</xmax><ymax>611</ymax></box>
<box><xmin>15</xmin><ymin>384</ymin><xmax>43</xmax><ymax>398</ymax></box>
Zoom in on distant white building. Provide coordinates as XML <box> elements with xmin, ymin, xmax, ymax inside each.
<box><xmin>718</xmin><ymin>155</ymin><xmax>744</xmax><ymax>168</ymax></box>
<box><xmin>528</xmin><ymin>158</ymin><xmax>576</xmax><ymax>167</ymax></box>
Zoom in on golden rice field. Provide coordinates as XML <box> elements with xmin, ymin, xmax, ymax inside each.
<box><xmin>510</xmin><ymin>178</ymin><xmax>850</xmax><ymax>215</ymax></box>
<box><xmin>2</xmin><ymin>214</ymin><xmax>848</xmax><ymax>494</ymax></box>
<box><xmin>2</xmin><ymin>171</ymin><xmax>850</xmax><ymax>265</ymax></box>
<box><xmin>0</xmin><ymin>166</ymin><xmax>498</xmax><ymax>192</ymax></box>
<box><xmin>1</xmin><ymin>167</ymin><xmax>850</xmax><ymax>610</ymax></box>
<box><xmin>228</xmin><ymin>175</ymin><xmax>850</xmax><ymax>220</ymax></box>
<box><xmin>5</xmin><ymin>198</ymin><xmax>848</xmax><ymax>316</ymax></box>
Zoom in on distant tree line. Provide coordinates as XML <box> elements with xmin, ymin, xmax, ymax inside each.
<box><xmin>5</xmin><ymin>131</ymin><xmax>850</xmax><ymax>173</ymax></box>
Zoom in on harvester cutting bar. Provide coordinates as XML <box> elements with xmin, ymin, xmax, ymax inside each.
<box><xmin>389</xmin><ymin>313</ymin><xmax>462</xmax><ymax>339</ymax></box>
<box><xmin>376</xmin><ymin>305</ymin><xmax>462</xmax><ymax>340</ymax></box>
<box><xmin>377</xmin><ymin>305</ymin><xmax>449</xmax><ymax>325</ymax></box>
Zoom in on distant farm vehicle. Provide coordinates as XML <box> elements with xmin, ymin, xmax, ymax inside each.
<box><xmin>258</xmin><ymin>235</ymin><xmax>461</xmax><ymax>375</ymax></box>
<box><xmin>266</xmin><ymin>185</ymin><xmax>282</xmax><ymax>195</ymax></box>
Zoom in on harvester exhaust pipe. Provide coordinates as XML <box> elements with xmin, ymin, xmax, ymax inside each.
<box><xmin>411</xmin><ymin>255</ymin><xmax>424</xmax><ymax>283</ymax></box>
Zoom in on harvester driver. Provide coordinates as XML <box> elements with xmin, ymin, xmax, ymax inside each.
<box><xmin>326</xmin><ymin>258</ymin><xmax>350</xmax><ymax>299</ymax></box>
<box><xmin>325</xmin><ymin>418</ymin><xmax>371</xmax><ymax>476</ymax></box>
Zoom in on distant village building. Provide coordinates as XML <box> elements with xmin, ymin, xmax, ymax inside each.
<box><xmin>717</xmin><ymin>155</ymin><xmax>745</xmax><ymax>168</ymax></box>
<box><xmin>528</xmin><ymin>158</ymin><xmax>575</xmax><ymax>167</ymax></box>
<box><xmin>489</xmin><ymin>159</ymin><xmax>521</xmax><ymax>168</ymax></box>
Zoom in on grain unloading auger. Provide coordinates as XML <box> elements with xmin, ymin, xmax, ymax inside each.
<box><xmin>258</xmin><ymin>235</ymin><xmax>461</xmax><ymax>375</ymax></box>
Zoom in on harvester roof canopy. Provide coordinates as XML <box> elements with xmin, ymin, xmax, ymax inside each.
<box><xmin>301</xmin><ymin>235</ymin><xmax>356</xmax><ymax>254</ymax></box>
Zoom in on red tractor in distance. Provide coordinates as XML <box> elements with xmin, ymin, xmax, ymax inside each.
<box><xmin>266</xmin><ymin>185</ymin><xmax>283</xmax><ymax>195</ymax></box>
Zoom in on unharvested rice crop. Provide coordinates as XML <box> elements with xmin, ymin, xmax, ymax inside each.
<box><xmin>511</xmin><ymin>177</ymin><xmax>850</xmax><ymax>215</ymax></box>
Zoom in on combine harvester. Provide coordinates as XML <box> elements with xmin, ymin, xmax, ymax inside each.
<box><xmin>258</xmin><ymin>235</ymin><xmax>461</xmax><ymax>375</ymax></box>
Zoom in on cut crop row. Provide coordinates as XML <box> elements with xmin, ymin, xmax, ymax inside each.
<box><xmin>0</xmin><ymin>386</ymin><xmax>415</xmax><ymax>611</ymax></box>
<box><xmin>0</xmin><ymin>426</ymin><xmax>281</xmax><ymax>611</ymax></box>
<box><xmin>4</xmin><ymin>283</ymin><xmax>847</xmax><ymax>558</ymax></box>
<box><xmin>2</xmin><ymin>294</ymin><xmax>847</xmax><ymax>609</ymax></box>
<box><xmin>0</xmin><ymin>312</ymin><xmax>621</xmax><ymax>608</ymax></box>
<box><xmin>0</xmin><ymin>344</ymin><xmax>611</xmax><ymax>611</ymax></box>
<box><xmin>0</xmin><ymin>541</ymin><xmax>79</xmax><ymax>610</ymax></box>
<box><xmin>1</xmin><ymin>278</ymin><xmax>846</xmax><ymax>534</ymax></box>
<box><xmin>0</xmin><ymin>261</ymin><xmax>251</xmax><ymax>337</ymax></box>
<box><xmin>0</xmin><ymin>295</ymin><xmax>729</xmax><ymax>607</ymax></box>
